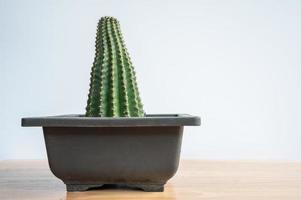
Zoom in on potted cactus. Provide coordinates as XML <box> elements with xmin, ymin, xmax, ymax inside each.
<box><xmin>22</xmin><ymin>17</ymin><xmax>200</xmax><ymax>192</ymax></box>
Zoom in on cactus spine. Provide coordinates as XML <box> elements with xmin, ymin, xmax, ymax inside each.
<box><xmin>85</xmin><ymin>17</ymin><xmax>144</xmax><ymax>117</ymax></box>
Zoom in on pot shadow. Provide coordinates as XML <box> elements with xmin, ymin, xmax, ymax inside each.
<box><xmin>85</xmin><ymin>184</ymin><xmax>147</xmax><ymax>191</ymax></box>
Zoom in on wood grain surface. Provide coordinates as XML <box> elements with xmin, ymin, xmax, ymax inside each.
<box><xmin>0</xmin><ymin>160</ymin><xmax>300</xmax><ymax>200</ymax></box>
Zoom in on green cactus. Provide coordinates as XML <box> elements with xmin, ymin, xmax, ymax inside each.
<box><xmin>85</xmin><ymin>17</ymin><xmax>144</xmax><ymax>117</ymax></box>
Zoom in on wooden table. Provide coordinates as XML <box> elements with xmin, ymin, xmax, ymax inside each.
<box><xmin>0</xmin><ymin>160</ymin><xmax>300</xmax><ymax>200</ymax></box>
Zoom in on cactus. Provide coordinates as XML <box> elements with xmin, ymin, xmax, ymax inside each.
<box><xmin>85</xmin><ymin>17</ymin><xmax>144</xmax><ymax>117</ymax></box>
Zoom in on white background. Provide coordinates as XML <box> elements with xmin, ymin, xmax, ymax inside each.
<box><xmin>1</xmin><ymin>0</ymin><xmax>301</xmax><ymax>160</ymax></box>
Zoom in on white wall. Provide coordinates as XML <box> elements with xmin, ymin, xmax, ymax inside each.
<box><xmin>1</xmin><ymin>0</ymin><xmax>301</xmax><ymax>160</ymax></box>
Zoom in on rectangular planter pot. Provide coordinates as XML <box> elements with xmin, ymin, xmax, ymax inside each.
<box><xmin>22</xmin><ymin>114</ymin><xmax>200</xmax><ymax>192</ymax></box>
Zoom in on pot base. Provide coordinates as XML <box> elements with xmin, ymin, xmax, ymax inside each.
<box><xmin>66</xmin><ymin>183</ymin><xmax>164</xmax><ymax>192</ymax></box>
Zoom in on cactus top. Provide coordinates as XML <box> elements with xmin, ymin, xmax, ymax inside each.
<box><xmin>85</xmin><ymin>17</ymin><xmax>144</xmax><ymax>117</ymax></box>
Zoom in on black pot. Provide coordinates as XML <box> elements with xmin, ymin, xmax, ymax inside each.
<box><xmin>22</xmin><ymin>114</ymin><xmax>200</xmax><ymax>192</ymax></box>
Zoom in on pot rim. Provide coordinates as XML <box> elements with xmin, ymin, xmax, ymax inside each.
<box><xmin>22</xmin><ymin>114</ymin><xmax>200</xmax><ymax>127</ymax></box>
